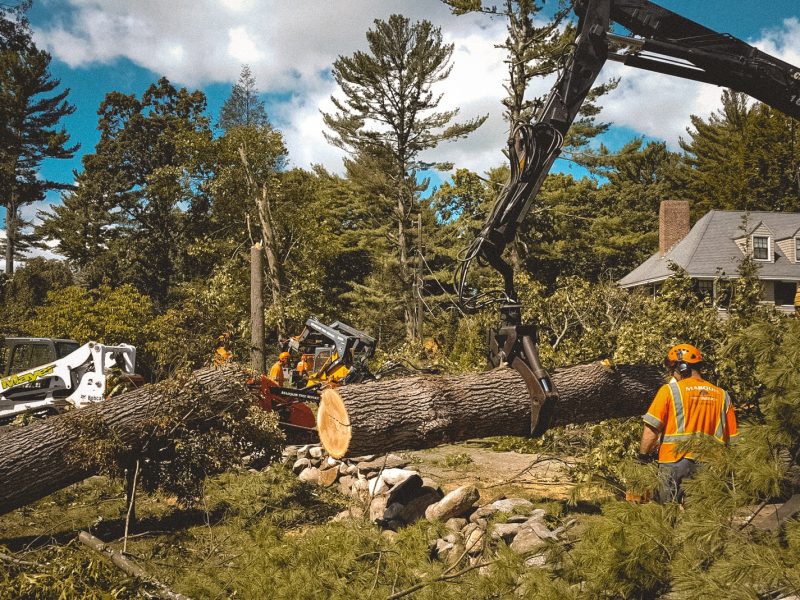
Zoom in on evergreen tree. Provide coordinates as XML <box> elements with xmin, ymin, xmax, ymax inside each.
<box><xmin>323</xmin><ymin>14</ymin><xmax>487</xmax><ymax>341</ymax></box>
<box><xmin>0</xmin><ymin>0</ymin><xmax>77</xmax><ymax>274</ymax></box>
<box><xmin>681</xmin><ymin>89</ymin><xmax>800</xmax><ymax>216</ymax></box>
<box><xmin>217</xmin><ymin>64</ymin><xmax>269</xmax><ymax>131</ymax></box>
<box><xmin>37</xmin><ymin>78</ymin><xmax>212</xmax><ymax>305</ymax></box>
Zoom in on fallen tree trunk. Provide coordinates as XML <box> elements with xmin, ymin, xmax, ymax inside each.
<box><xmin>0</xmin><ymin>361</ymin><xmax>661</xmax><ymax>515</ymax></box>
<box><xmin>0</xmin><ymin>365</ymin><xmax>254</xmax><ymax>517</ymax></box>
<box><xmin>317</xmin><ymin>361</ymin><xmax>664</xmax><ymax>458</ymax></box>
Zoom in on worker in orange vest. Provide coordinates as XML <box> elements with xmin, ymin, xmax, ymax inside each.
<box><xmin>639</xmin><ymin>343</ymin><xmax>738</xmax><ymax>503</ymax></box>
<box><xmin>269</xmin><ymin>351</ymin><xmax>290</xmax><ymax>387</ymax></box>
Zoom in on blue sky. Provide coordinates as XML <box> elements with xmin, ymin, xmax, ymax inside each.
<box><xmin>3</xmin><ymin>0</ymin><xmax>799</xmax><ymax>261</ymax></box>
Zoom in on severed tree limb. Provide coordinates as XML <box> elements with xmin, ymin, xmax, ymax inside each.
<box><xmin>0</xmin><ymin>365</ymin><xmax>257</xmax><ymax>517</ymax></box>
<box><xmin>78</xmin><ymin>531</ymin><xmax>192</xmax><ymax>600</ymax></box>
<box><xmin>317</xmin><ymin>361</ymin><xmax>664</xmax><ymax>458</ymax></box>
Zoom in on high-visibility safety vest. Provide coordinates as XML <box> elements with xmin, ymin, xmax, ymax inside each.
<box><xmin>643</xmin><ymin>376</ymin><xmax>738</xmax><ymax>463</ymax></box>
<box><xmin>269</xmin><ymin>361</ymin><xmax>285</xmax><ymax>387</ymax></box>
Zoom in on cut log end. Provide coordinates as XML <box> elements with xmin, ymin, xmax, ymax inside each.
<box><xmin>317</xmin><ymin>388</ymin><xmax>351</xmax><ymax>459</ymax></box>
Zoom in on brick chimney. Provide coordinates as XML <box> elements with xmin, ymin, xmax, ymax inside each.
<box><xmin>659</xmin><ymin>200</ymin><xmax>690</xmax><ymax>255</ymax></box>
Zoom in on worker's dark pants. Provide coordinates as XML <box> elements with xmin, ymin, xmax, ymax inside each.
<box><xmin>657</xmin><ymin>459</ymin><xmax>697</xmax><ymax>503</ymax></box>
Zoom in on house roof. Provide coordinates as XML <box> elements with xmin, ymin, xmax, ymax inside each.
<box><xmin>619</xmin><ymin>210</ymin><xmax>800</xmax><ymax>287</ymax></box>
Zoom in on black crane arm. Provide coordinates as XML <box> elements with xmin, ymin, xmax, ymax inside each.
<box><xmin>457</xmin><ymin>0</ymin><xmax>800</xmax><ymax>309</ymax></box>
<box><xmin>458</xmin><ymin>0</ymin><xmax>800</xmax><ymax>437</ymax></box>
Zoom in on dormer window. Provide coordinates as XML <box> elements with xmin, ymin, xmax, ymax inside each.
<box><xmin>752</xmin><ymin>235</ymin><xmax>770</xmax><ymax>261</ymax></box>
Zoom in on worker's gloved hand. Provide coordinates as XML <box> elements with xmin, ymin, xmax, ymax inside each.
<box><xmin>636</xmin><ymin>453</ymin><xmax>655</xmax><ymax>464</ymax></box>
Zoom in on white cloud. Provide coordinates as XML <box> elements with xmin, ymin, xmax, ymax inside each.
<box><xmin>32</xmin><ymin>2</ymin><xmax>800</xmax><ymax>174</ymax></box>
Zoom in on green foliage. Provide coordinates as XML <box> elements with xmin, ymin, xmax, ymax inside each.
<box><xmin>0</xmin><ymin>257</ymin><xmax>73</xmax><ymax>328</ymax></box>
<box><xmin>0</xmin><ymin>539</ymin><xmax>143</xmax><ymax>599</ymax></box>
<box><xmin>68</xmin><ymin>369</ymin><xmax>284</xmax><ymax>505</ymax></box>
<box><xmin>681</xmin><ymin>90</ymin><xmax>800</xmax><ymax>216</ymax></box>
<box><xmin>0</xmin><ymin>1</ymin><xmax>77</xmax><ymax>273</ymax></box>
<box><xmin>25</xmin><ymin>282</ymin><xmax>154</xmax><ymax>353</ymax></box>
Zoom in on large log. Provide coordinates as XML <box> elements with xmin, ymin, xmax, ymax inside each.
<box><xmin>0</xmin><ymin>365</ymin><xmax>253</xmax><ymax>517</ymax></box>
<box><xmin>317</xmin><ymin>361</ymin><xmax>664</xmax><ymax>458</ymax></box>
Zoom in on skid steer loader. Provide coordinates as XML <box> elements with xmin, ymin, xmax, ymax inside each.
<box><xmin>0</xmin><ymin>337</ymin><xmax>140</xmax><ymax>421</ymax></box>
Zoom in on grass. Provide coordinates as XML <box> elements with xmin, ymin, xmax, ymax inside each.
<box><xmin>1</xmin><ymin>465</ymin><xmax>546</xmax><ymax>599</ymax></box>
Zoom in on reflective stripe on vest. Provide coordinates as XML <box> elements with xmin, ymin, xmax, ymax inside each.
<box><xmin>716</xmin><ymin>391</ymin><xmax>730</xmax><ymax>441</ymax></box>
<box><xmin>668</xmin><ymin>382</ymin><xmax>684</xmax><ymax>433</ymax></box>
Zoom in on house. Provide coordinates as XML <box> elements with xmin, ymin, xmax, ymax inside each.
<box><xmin>618</xmin><ymin>201</ymin><xmax>800</xmax><ymax>313</ymax></box>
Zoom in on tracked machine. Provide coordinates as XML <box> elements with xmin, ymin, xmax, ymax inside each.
<box><xmin>0</xmin><ymin>337</ymin><xmax>140</xmax><ymax>421</ymax></box>
<box><xmin>455</xmin><ymin>0</ymin><xmax>800</xmax><ymax>436</ymax></box>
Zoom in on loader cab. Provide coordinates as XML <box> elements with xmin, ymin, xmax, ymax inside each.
<box><xmin>1</xmin><ymin>338</ymin><xmax>80</xmax><ymax>377</ymax></box>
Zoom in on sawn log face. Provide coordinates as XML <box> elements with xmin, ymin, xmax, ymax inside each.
<box><xmin>318</xmin><ymin>362</ymin><xmax>664</xmax><ymax>457</ymax></box>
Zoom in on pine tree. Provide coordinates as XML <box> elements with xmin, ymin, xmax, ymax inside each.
<box><xmin>218</xmin><ymin>64</ymin><xmax>269</xmax><ymax>131</ymax></box>
<box><xmin>37</xmin><ymin>78</ymin><xmax>212</xmax><ymax>305</ymax></box>
<box><xmin>323</xmin><ymin>14</ymin><xmax>487</xmax><ymax>341</ymax></box>
<box><xmin>0</xmin><ymin>1</ymin><xmax>77</xmax><ymax>274</ymax></box>
<box><xmin>681</xmin><ymin>89</ymin><xmax>800</xmax><ymax>216</ymax></box>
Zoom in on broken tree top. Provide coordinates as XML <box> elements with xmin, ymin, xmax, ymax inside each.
<box><xmin>317</xmin><ymin>361</ymin><xmax>664</xmax><ymax>458</ymax></box>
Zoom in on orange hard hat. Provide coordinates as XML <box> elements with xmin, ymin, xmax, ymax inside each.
<box><xmin>279</xmin><ymin>351</ymin><xmax>290</xmax><ymax>361</ymax></box>
<box><xmin>666</xmin><ymin>343</ymin><xmax>703</xmax><ymax>366</ymax></box>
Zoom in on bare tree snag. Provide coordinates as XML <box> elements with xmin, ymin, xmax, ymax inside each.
<box><xmin>250</xmin><ymin>241</ymin><xmax>266</xmax><ymax>373</ymax></box>
<box><xmin>317</xmin><ymin>362</ymin><xmax>664</xmax><ymax>458</ymax></box>
<box><xmin>0</xmin><ymin>365</ymin><xmax>254</xmax><ymax>517</ymax></box>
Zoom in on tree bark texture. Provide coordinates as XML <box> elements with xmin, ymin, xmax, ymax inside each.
<box><xmin>250</xmin><ymin>241</ymin><xmax>266</xmax><ymax>374</ymax></box>
<box><xmin>317</xmin><ymin>361</ymin><xmax>664</xmax><ymax>458</ymax></box>
<box><xmin>0</xmin><ymin>365</ymin><xmax>253</xmax><ymax>517</ymax></box>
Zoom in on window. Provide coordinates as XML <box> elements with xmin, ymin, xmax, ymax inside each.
<box><xmin>796</xmin><ymin>237</ymin><xmax>800</xmax><ymax>262</ymax></box>
<box><xmin>8</xmin><ymin>343</ymin><xmax>54</xmax><ymax>376</ymax></box>
<box><xmin>696</xmin><ymin>279</ymin><xmax>714</xmax><ymax>298</ymax></box>
<box><xmin>752</xmin><ymin>235</ymin><xmax>770</xmax><ymax>260</ymax></box>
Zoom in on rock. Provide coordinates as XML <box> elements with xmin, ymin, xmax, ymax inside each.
<box><xmin>355</xmin><ymin>454</ymin><xmax>408</xmax><ymax>474</ymax></box>
<box><xmin>309</xmin><ymin>446</ymin><xmax>325</xmax><ymax>459</ymax></box>
<box><xmin>491</xmin><ymin>498</ymin><xmax>535</xmax><ymax>515</ymax></box>
<box><xmin>442</xmin><ymin>532</ymin><xmax>458</xmax><ymax>546</ymax></box>
<box><xmin>445</xmin><ymin>517</ymin><xmax>468</xmax><ymax>532</ymax></box>
<box><xmin>369</xmin><ymin>495</ymin><xmax>389</xmax><ymax>522</ymax></box>
<box><xmin>338</xmin><ymin>463</ymin><xmax>350</xmax><ymax>475</ymax></box>
<box><xmin>292</xmin><ymin>458</ymin><xmax>311</xmax><ymax>474</ymax></box>
<box><xmin>386</xmin><ymin>473</ymin><xmax>423</xmax><ymax>504</ymax></box>
<box><xmin>368</xmin><ymin>476</ymin><xmax>388</xmax><ymax>496</ymax></box>
<box><xmin>434</xmin><ymin>538</ymin><xmax>453</xmax><ymax>559</ymax></box>
<box><xmin>331</xmin><ymin>509</ymin><xmax>353</xmax><ymax>522</ymax></box>
<box><xmin>470</xmin><ymin>506</ymin><xmax>497</xmax><ymax>522</ymax></box>
<box><xmin>382</xmin><ymin>530</ymin><xmax>399</xmax><ymax>542</ymax></box>
<box><xmin>525</xmin><ymin>554</ymin><xmax>547</xmax><ymax>568</ymax></box>
<box><xmin>321</xmin><ymin>457</ymin><xmax>341</xmax><ymax>470</ymax></box>
<box><xmin>491</xmin><ymin>523</ymin><xmax>523</xmax><ymax>544</ymax></box>
<box><xmin>297</xmin><ymin>444</ymin><xmax>311</xmax><ymax>457</ymax></box>
<box><xmin>350</xmin><ymin>454</ymin><xmax>379</xmax><ymax>462</ymax></box>
<box><xmin>318</xmin><ymin>467</ymin><xmax>339</xmax><ymax>487</ymax></box>
<box><xmin>384</xmin><ymin>502</ymin><xmax>405</xmax><ymax>522</ymax></box>
<box><xmin>398</xmin><ymin>491</ymin><xmax>441</xmax><ymax>524</ymax></box>
<box><xmin>351</xmin><ymin>477</ymin><xmax>370</xmax><ymax>497</ymax></box>
<box><xmin>463</xmin><ymin>524</ymin><xmax>484</xmax><ymax>554</ymax></box>
<box><xmin>421</xmin><ymin>477</ymin><xmax>443</xmax><ymax>495</ymax></box>
<box><xmin>297</xmin><ymin>467</ymin><xmax>321</xmax><ymax>485</ymax></box>
<box><xmin>507</xmin><ymin>515</ymin><xmax>530</xmax><ymax>524</ymax></box>
<box><xmin>509</xmin><ymin>518</ymin><xmax>557</xmax><ymax>554</ymax></box>
<box><xmin>281</xmin><ymin>445</ymin><xmax>299</xmax><ymax>463</ymax></box>
<box><xmin>345</xmin><ymin>464</ymin><xmax>360</xmax><ymax>476</ymax></box>
<box><xmin>425</xmin><ymin>485</ymin><xmax>480</xmax><ymax>522</ymax></box>
<box><xmin>338</xmin><ymin>475</ymin><xmax>354</xmax><ymax>496</ymax></box>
